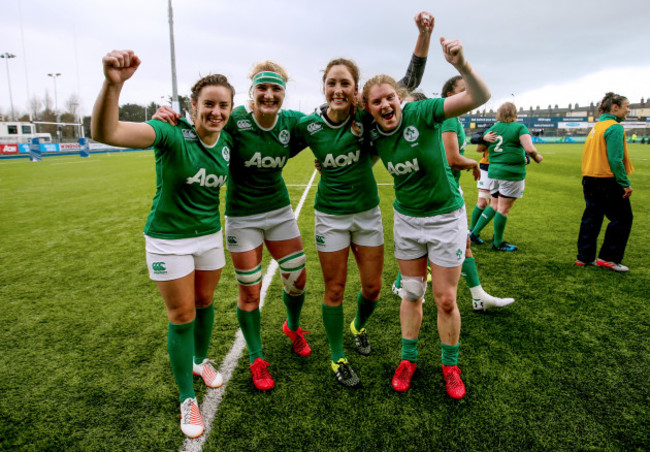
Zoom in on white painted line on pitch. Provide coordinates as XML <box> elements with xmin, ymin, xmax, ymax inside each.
<box><xmin>52</xmin><ymin>160</ymin><xmax>94</xmax><ymax>165</ymax></box>
<box><xmin>181</xmin><ymin>169</ymin><xmax>317</xmax><ymax>452</ymax></box>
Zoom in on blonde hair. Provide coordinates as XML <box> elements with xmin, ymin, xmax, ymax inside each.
<box><xmin>249</xmin><ymin>61</ymin><xmax>289</xmax><ymax>83</ymax></box>
<box><xmin>361</xmin><ymin>74</ymin><xmax>407</xmax><ymax>109</ymax></box>
<box><xmin>496</xmin><ymin>102</ymin><xmax>517</xmax><ymax>123</ymax></box>
<box><xmin>248</xmin><ymin>61</ymin><xmax>289</xmax><ymax>108</ymax></box>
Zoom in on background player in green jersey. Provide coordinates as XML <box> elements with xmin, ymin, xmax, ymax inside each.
<box><xmin>469</xmin><ymin>102</ymin><xmax>543</xmax><ymax>251</ymax></box>
<box><xmin>291</xmin><ymin>12</ymin><xmax>434</xmax><ymax>388</ymax></box>
<box><xmin>363</xmin><ymin>37</ymin><xmax>490</xmax><ymax>399</ymax></box>
<box><xmin>91</xmin><ymin>50</ymin><xmax>235</xmax><ymax>438</ymax></box>
<box><xmin>393</xmin><ymin>76</ymin><xmax>514</xmax><ymax>311</ymax></box>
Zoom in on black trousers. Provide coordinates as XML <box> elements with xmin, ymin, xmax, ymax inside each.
<box><xmin>577</xmin><ymin>176</ymin><xmax>633</xmax><ymax>263</ymax></box>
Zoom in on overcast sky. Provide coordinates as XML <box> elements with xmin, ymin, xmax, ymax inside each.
<box><xmin>1</xmin><ymin>0</ymin><xmax>649</xmax><ymax>120</ymax></box>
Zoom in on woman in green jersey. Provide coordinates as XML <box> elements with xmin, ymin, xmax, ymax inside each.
<box><xmin>393</xmin><ymin>76</ymin><xmax>514</xmax><ymax>312</ymax></box>
<box><xmin>291</xmin><ymin>11</ymin><xmax>434</xmax><ymax>388</ymax></box>
<box><xmin>362</xmin><ymin>37</ymin><xmax>490</xmax><ymax>399</ymax></box>
<box><xmin>152</xmin><ymin>62</ymin><xmax>307</xmax><ymax>392</ymax></box>
<box><xmin>91</xmin><ymin>50</ymin><xmax>235</xmax><ymax>438</ymax></box>
<box><xmin>469</xmin><ymin>102</ymin><xmax>543</xmax><ymax>251</ymax></box>
<box><xmin>221</xmin><ymin>61</ymin><xmax>310</xmax><ymax>392</ymax></box>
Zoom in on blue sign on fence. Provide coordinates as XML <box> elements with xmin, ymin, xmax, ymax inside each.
<box><xmin>79</xmin><ymin>137</ymin><xmax>90</xmax><ymax>157</ymax></box>
<box><xmin>29</xmin><ymin>138</ymin><xmax>42</xmax><ymax>162</ymax></box>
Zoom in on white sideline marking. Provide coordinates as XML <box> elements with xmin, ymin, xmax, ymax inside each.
<box><xmin>181</xmin><ymin>169</ymin><xmax>317</xmax><ymax>452</ymax></box>
<box><xmin>52</xmin><ymin>160</ymin><xmax>93</xmax><ymax>165</ymax></box>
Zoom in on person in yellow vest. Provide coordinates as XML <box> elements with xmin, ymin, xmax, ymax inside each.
<box><xmin>577</xmin><ymin>92</ymin><xmax>634</xmax><ymax>272</ymax></box>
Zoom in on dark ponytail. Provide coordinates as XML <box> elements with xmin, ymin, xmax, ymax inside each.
<box><xmin>597</xmin><ymin>92</ymin><xmax>627</xmax><ymax>114</ymax></box>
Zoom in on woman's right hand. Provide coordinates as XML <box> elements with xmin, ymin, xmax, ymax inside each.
<box><xmin>102</xmin><ymin>50</ymin><xmax>141</xmax><ymax>85</ymax></box>
<box><xmin>152</xmin><ymin>105</ymin><xmax>181</xmax><ymax>125</ymax></box>
<box><xmin>414</xmin><ymin>11</ymin><xmax>434</xmax><ymax>35</ymax></box>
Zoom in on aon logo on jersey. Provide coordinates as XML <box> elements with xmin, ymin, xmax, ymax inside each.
<box><xmin>244</xmin><ymin>152</ymin><xmax>287</xmax><ymax>168</ymax></box>
<box><xmin>187</xmin><ymin>168</ymin><xmax>227</xmax><ymax>188</ymax></box>
<box><xmin>322</xmin><ymin>150</ymin><xmax>360</xmax><ymax>168</ymax></box>
<box><xmin>387</xmin><ymin>158</ymin><xmax>419</xmax><ymax>176</ymax></box>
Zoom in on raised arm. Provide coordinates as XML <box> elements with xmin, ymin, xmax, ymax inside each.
<box><xmin>397</xmin><ymin>11</ymin><xmax>434</xmax><ymax>91</ymax></box>
<box><xmin>441</xmin><ymin>38</ymin><xmax>491</xmax><ymax>119</ymax></box>
<box><xmin>91</xmin><ymin>50</ymin><xmax>156</xmax><ymax>148</ymax></box>
<box><xmin>519</xmin><ymin>134</ymin><xmax>543</xmax><ymax>163</ymax></box>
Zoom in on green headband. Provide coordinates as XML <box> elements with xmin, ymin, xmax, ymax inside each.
<box><xmin>252</xmin><ymin>71</ymin><xmax>286</xmax><ymax>89</ymax></box>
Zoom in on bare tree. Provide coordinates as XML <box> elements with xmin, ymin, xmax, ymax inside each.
<box><xmin>65</xmin><ymin>93</ymin><xmax>81</xmax><ymax>120</ymax></box>
<box><xmin>29</xmin><ymin>97</ymin><xmax>42</xmax><ymax>120</ymax></box>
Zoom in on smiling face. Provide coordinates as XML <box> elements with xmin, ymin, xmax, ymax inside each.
<box><xmin>324</xmin><ymin>64</ymin><xmax>358</xmax><ymax>116</ymax></box>
<box><xmin>192</xmin><ymin>85</ymin><xmax>233</xmax><ymax>139</ymax></box>
<box><xmin>252</xmin><ymin>82</ymin><xmax>285</xmax><ymax>118</ymax></box>
<box><xmin>366</xmin><ymin>83</ymin><xmax>402</xmax><ymax>131</ymax></box>
<box><xmin>612</xmin><ymin>99</ymin><xmax>630</xmax><ymax>120</ymax></box>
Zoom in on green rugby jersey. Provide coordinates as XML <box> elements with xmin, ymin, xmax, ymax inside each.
<box><xmin>369</xmin><ymin>99</ymin><xmax>464</xmax><ymax>217</ymax></box>
<box><xmin>225</xmin><ymin>105</ymin><xmax>305</xmax><ymax>216</ymax></box>
<box><xmin>144</xmin><ymin>118</ymin><xmax>232</xmax><ymax>239</ymax></box>
<box><xmin>440</xmin><ymin>116</ymin><xmax>467</xmax><ymax>185</ymax></box>
<box><xmin>485</xmin><ymin>121</ymin><xmax>529</xmax><ymax>181</ymax></box>
<box><xmin>292</xmin><ymin>107</ymin><xmax>379</xmax><ymax>215</ymax></box>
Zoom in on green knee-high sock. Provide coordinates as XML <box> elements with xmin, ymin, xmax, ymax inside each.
<box><xmin>493</xmin><ymin>212</ymin><xmax>508</xmax><ymax>246</ymax></box>
<box><xmin>401</xmin><ymin>337</ymin><xmax>419</xmax><ymax>362</ymax></box>
<box><xmin>283</xmin><ymin>291</ymin><xmax>305</xmax><ymax>331</ymax></box>
<box><xmin>394</xmin><ymin>271</ymin><xmax>402</xmax><ymax>290</ymax></box>
<box><xmin>441</xmin><ymin>342</ymin><xmax>460</xmax><ymax>366</ymax></box>
<box><xmin>461</xmin><ymin>257</ymin><xmax>481</xmax><ymax>289</ymax></box>
<box><xmin>237</xmin><ymin>307</ymin><xmax>263</xmax><ymax>364</ymax></box>
<box><xmin>193</xmin><ymin>302</ymin><xmax>214</xmax><ymax>364</ymax></box>
<box><xmin>354</xmin><ymin>291</ymin><xmax>378</xmax><ymax>331</ymax></box>
<box><xmin>470</xmin><ymin>205</ymin><xmax>485</xmax><ymax>231</ymax></box>
<box><xmin>322</xmin><ymin>303</ymin><xmax>345</xmax><ymax>362</ymax></box>
<box><xmin>471</xmin><ymin>206</ymin><xmax>495</xmax><ymax>236</ymax></box>
<box><xmin>168</xmin><ymin>321</ymin><xmax>196</xmax><ymax>403</ymax></box>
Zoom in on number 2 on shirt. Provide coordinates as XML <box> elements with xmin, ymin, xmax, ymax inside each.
<box><xmin>493</xmin><ymin>136</ymin><xmax>504</xmax><ymax>152</ymax></box>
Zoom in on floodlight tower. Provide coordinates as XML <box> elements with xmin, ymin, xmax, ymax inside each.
<box><xmin>168</xmin><ymin>0</ymin><xmax>180</xmax><ymax>113</ymax></box>
<box><xmin>47</xmin><ymin>72</ymin><xmax>61</xmax><ymax>119</ymax></box>
<box><xmin>1</xmin><ymin>52</ymin><xmax>16</xmax><ymax>120</ymax></box>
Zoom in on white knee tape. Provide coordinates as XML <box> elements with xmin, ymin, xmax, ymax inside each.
<box><xmin>401</xmin><ymin>276</ymin><xmax>426</xmax><ymax>302</ymax></box>
<box><xmin>478</xmin><ymin>191</ymin><xmax>491</xmax><ymax>201</ymax></box>
<box><xmin>278</xmin><ymin>251</ymin><xmax>306</xmax><ymax>295</ymax></box>
<box><xmin>235</xmin><ymin>264</ymin><xmax>262</xmax><ymax>286</ymax></box>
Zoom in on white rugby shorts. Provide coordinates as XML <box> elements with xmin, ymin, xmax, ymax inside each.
<box><xmin>145</xmin><ymin>230</ymin><xmax>225</xmax><ymax>281</ymax></box>
<box><xmin>314</xmin><ymin>206</ymin><xmax>384</xmax><ymax>252</ymax></box>
<box><xmin>225</xmin><ymin>205</ymin><xmax>301</xmax><ymax>252</ymax></box>
<box><xmin>393</xmin><ymin>206</ymin><xmax>467</xmax><ymax>268</ymax></box>
<box><xmin>477</xmin><ymin>167</ymin><xmax>494</xmax><ymax>191</ymax></box>
<box><xmin>491</xmin><ymin>178</ymin><xmax>525</xmax><ymax>199</ymax></box>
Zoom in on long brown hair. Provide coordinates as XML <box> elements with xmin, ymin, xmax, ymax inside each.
<box><xmin>323</xmin><ymin>58</ymin><xmax>360</xmax><ymax>134</ymax></box>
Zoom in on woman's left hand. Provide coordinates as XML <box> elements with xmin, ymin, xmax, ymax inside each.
<box><xmin>440</xmin><ymin>37</ymin><xmax>466</xmax><ymax>70</ymax></box>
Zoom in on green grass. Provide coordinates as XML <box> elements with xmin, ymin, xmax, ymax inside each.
<box><xmin>0</xmin><ymin>144</ymin><xmax>648</xmax><ymax>451</ymax></box>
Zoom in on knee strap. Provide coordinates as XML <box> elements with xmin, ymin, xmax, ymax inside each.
<box><xmin>478</xmin><ymin>191</ymin><xmax>491</xmax><ymax>201</ymax></box>
<box><xmin>401</xmin><ymin>276</ymin><xmax>426</xmax><ymax>302</ymax></box>
<box><xmin>278</xmin><ymin>251</ymin><xmax>306</xmax><ymax>295</ymax></box>
<box><xmin>235</xmin><ymin>264</ymin><xmax>263</xmax><ymax>286</ymax></box>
